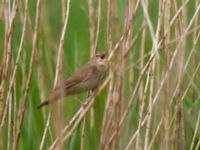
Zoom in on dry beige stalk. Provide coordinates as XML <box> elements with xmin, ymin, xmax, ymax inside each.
<box><xmin>39</xmin><ymin>0</ymin><xmax>71</xmax><ymax>148</ymax></box>
<box><xmin>107</xmin><ymin>0</ymin><xmax>195</xmax><ymax>148</ymax></box>
<box><xmin>162</xmin><ymin>0</ymin><xmax>171</xmax><ymax>149</ymax></box>
<box><xmin>88</xmin><ymin>0</ymin><xmax>95</xmax><ymax>56</ymax></box>
<box><xmin>13</xmin><ymin>0</ymin><xmax>42</xmax><ymax>149</ymax></box>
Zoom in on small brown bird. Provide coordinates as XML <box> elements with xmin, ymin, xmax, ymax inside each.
<box><xmin>37</xmin><ymin>53</ymin><xmax>108</xmax><ymax>109</ymax></box>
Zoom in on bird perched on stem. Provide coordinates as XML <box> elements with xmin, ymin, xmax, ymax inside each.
<box><xmin>37</xmin><ymin>53</ymin><xmax>108</xmax><ymax>109</ymax></box>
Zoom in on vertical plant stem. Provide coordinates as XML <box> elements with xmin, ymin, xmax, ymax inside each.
<box><xmin>162</xmin><ymin>0</ymin><xmax>171</xmax><ymax>149</ymax></box>
<box><xmin>99</xmin><ymin>0</ymin><xmax>113</xmax><ymax>148</ymax></box>
<box><xmin>40</xmin><ymin>0</ymin><xmax>71</xmax><ymax>148</ymax></box>
<box><xmin>0</xmin><ymin>0</ymin><xmax>18</xmax><ymax>127</ymax></box>
<box><xmin>13</xmin><ymin>0</ymin><xmax>41</xmax><ymax>148</ymax></box>
<box><xmin>7</xmin><ymin>93</ymin><xmax>12</xmax><ymax>150</ymax></box>
<box><xmin>0</xmin><ymin>0</ymin><xmax>29</xmax><ymax>131</ymax></box>
<box><xmin>93</xmin><ymin>0</ymin><xmax>102</xmax><ymax>53</ymax></box>
<box><xmin>81</xmin><ymin>116</ymin><xmax>86</xmax><ymax>150</ymax></box>
<box><xmin>190</xmin><ymin>112</ymin><xmax>200</xmax><ymax>150</ymax></box>
<box><xmin>88</xmin><ymin>0</ymin><xmax>95</xmax><ymax>56</ymax></box>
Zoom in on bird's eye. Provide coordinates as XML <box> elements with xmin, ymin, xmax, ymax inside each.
<box><xmin>100</xmin><ymin>54</ymin><xmax>105</xmax><ymax>59</ymax></box>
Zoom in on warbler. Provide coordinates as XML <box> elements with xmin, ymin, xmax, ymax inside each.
<box><xmin>37</xmin><ymin>53</ymin><xmax>108</xmax><ymax>109</ymax></box>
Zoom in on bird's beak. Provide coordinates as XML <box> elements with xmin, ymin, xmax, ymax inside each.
<box><xmin>99</xmin><ymin>53</ymin><xmax>107</xmax><ymax>59</ymax></box>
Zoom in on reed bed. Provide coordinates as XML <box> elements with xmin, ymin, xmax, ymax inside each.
<box><xmin>0</xmin><ymin>0</ymin><xmax>200</xmax><ymax>149</ymax></box>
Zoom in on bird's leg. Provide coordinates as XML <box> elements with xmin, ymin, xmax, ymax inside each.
<box><xmin>74</xmin><ymin>86</ymin><xmax>99</xmax><ymax>109</ymax></box>
<box><xmin>74</xmin><ymin>95</ymin><xmax>87</xmax><ymax>108</ymax></box>
<box><xmin>74</xmin><ymin>96</ymin><xmax>84</xmax><ymax>104</ymax></box>
<box><xmin>87</xmin><ymin>88</ymin><xmax>98</xmax><ymax>98</ymax></box>
<box><xmin>87</xmin><ymin>90</ymin><xmax>94</xmax><ymax>128</ymax></box>
<box><xmin>91</xmin><ymin>85</ymin><xmax>99</xmax><ymax>94</ymax></box>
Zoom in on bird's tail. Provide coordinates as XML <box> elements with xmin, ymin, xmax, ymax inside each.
<box><xmin>37</xmin><ymin>91</ymin><xmax>62</xmax><ymax>109</ymax></box>
<box><xmin>37</xmin><ymin>100</ymin><xmax>49</xmax><ymax>109</ymax></box>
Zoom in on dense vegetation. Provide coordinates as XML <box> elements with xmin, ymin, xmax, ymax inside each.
<box><xmin>0</xmin><ymin>0</ymin><xmax>200</xmax><ymax>149</ymax></box>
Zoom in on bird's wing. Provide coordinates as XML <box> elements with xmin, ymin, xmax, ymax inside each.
<box><xmin>54</xmin><ymin>63</ymin><xmax>92</xmax><ymax>91</ymax></box>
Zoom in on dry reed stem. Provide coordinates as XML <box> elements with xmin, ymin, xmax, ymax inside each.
<box><xmin>40</xmin><ymin>0</ymin><xmax>71</xmax><ymax>148</ymax></box>
<box><xmin>7</xmin><ymin>92</ymin><xmax>12</xmax><ymax>150</ymax></box>
<box><xmin>2</xmin><ymin>2</ymin><xmax>18</xmax><ymax>100</ymax></box>
<box><xmin>100</xmin><ymin>3</ymin><xmax>143</xmax><ymax>147</ymax></box>
<box><xmin>153</xmin><ymin>11</ymin><xmax>200</xmax><ymax>149</ymax></box>
<box><xmin>93</xmin><ymin>0</ymin><xmax>102</xmax><ymax>53</ymax></box>
<box><xmin>162</xmin><ymin>0</ymin><xmax>171</xmax><ymax>149</ymax></box>
<box><xmin>143</xmin><ymin>0</ymin><xmax>162</xmax><ymax>148</ymax></box>
<box><xmin>150</xmin><ymin>0</ymin><xmax>199</xmax><ymax>114</ymax></box>
<box><xmin>101</xmin><ymin>3</ymin><xmax>144</xmax><ymax>146</ymax></box>
<box><xmin>99</xmin><ymin>0</ymin><xmax>113</xmax><ymax>147</ymax></box>
<box><xmin>148</xmin><ymin>3</ymin><xmax>200</xmax><ymax>120</ymax></box>
<box><xmin>135</xmin><ymin>5</ymin><xmax>148</xmax><ymax>150</ymax></box>
<box><xmin>56</xmin><ymin>0</ymin><xmax>66</xmax><ymax>134</ymax></box>
<box><xmin>36</xmin><ymin>49</ymin><xmax>46</xmax><ymax>115</ymax></box>
<box><xmin>196</xmin><ymin>140</ymin><xmax>200</xmax><ymax>150</ymax></box>
<box><xmin>12</xmin><ymin>78</ymin><xmax>17</xmax><ymax>147</ymax></box>
<box><xmin>0</xmin><ymin>0</ymin><xmax>13</xmax><ymax>145</ymax></box>
<box><xmin>88</xmin><ymin>0</ymin><xmax>96</xmax><ymax>129</ymax></box>
<box><xmin>127</xmin><ymin>60</ymin><xmax>200</xmax><ymax>150</ymax></box>
<box><xmin>0</xmin><ymin>2</ymin><xmax>3</xmax><ymax>22</ymax></box>
<box><xmin>125</xmin><ymin>24</ymin><xmax>200</xmax><ymax>70</ymax></box>
<box><xmin>53</xmin><ymin>0</ymin><xmax>70</xmax><ymax>145</ymax></box>
<box><xmin>88</xmin><ymin>0</ymin><xmax>95</xmax><ymax>56</ymax></box>
<box><xmin>111</xmin><ymin>0</ymin><xmax>128</xmax><ymax>147</ymax></box>
<box><xmin>141</xmin><ymin>0</ymin><xmax>156</xmax><ymax>45</ymax></box>
<box><xmin>53</xmin><ymin>0</ymin><xmax>70</xmax><ymax>88</ymax></box>
<box><xmin>7</xmin><ymin>59</ymin><xmax>14</xmax><ymax>149</ymax></box>
<box><xmin>191</xmin><ymin>0</ymin><xmax>199</xmax><ymax>102</ymax></box>
<box><xmin>123</xmin><ymin>24</ymin><xmax>145</xmax><ymax>58</ymax></box>
<box><xmin>4</xmin><ymin>0</ymin><xmax>18</xmax><ymax>74</ymax></box>
<box><xmin>148</xmin><ymin>27</ymin><xmax>200</xmax><ymax>148</ymax></box>
<box><xmin>189</xmin><ymin>108</ymin><xmax>200</xmax><ymax>150</ymax></box>
<box><xmin>13</xmin><ymin>0</ymin><xmax>41</xmax><ymax>148</ymax></box>
<box><xmin>0</xmin><ymin>0</ymin><xmax>198</xmax><ymax>149</ymax></box>
<box><xmin>81</xmin><ymin>116</ymin><xmax>86</xmax><ymax>150</ymax></box>
<box><xmin>107</xmin><ymin>0</ymin><xmax>197</xmax><ymax>148</ymax></box>
<box><xmin>39</xmin><ymin>111</ymin><xmax>52</xmax><ymax>150</ymax></box>
<box><xmin>0</xmin><ymin>0</ymin><xmax>18</xmax><ymax>129</ymax></box>
<box><xmin>194</xmin><ymin>112</ymin><xmax>200</xmax><ymax>149</ymax></box>
<box><xmin>61</xmin><ymin>0</ymin><xmax>66</xmax><ymax>23</ymax></box>
<box><xmin>124</xmin><ymin>0</ymin><xmax>135</xmax><ymax>122</ymax></box>
<box><xmin>173</xmin><ymin>0</ymin><xmax>186</xmax><ymax>148</ymax></box>
<box><xmin>126</xmin><ymin>65</ymin><xmax>150</xmax><ymax>150</ymax></box>
<box><xmin>128</xmin><ymin>0</ymin><xmax>135</xmax><ymax>93</ymax></box>
<box><xmin>140</xmin><ymin>12</ymin><xmax>200</xmax><ymax>149</ymax></box>
<box><xmin>106</xmin><ymin>53</ymin><xmax>154</xmax><ymax>149</ymax></box>
<box><xmin>0</xmin><ymin>0</ymin><xmax>29</xmax><ymax>132</ymax></box>
<box><xmin>148</xmin><ymin>60</ymin><xmax>200</xmax><ymax>149</ymax></box>
<box><xmin>148</xmin><ymin>119</ymin><xmax>163</xmax><ymax>150</ymax></box>
<box><xmin>108</xmin><ymin>0</ymin><xmax>140</xmax><ymax>62</ymax></box>
<box><xmin>126</xmin><ymin>0</ymin><xmax>161</xmax><ymax>149</ymax></box>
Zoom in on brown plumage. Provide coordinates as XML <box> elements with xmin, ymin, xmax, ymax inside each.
<box><xmin>37</xmin><ymin>53</ymin><xmax>108</xmax><ymax>109</ymax></box>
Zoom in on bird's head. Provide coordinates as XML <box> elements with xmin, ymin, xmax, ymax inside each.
<box><xmin>91</xmin><ymin>52</ymin><xmax>108</xmax><ymax>70</ymax></box>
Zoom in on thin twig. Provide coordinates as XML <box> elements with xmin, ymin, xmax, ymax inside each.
<box><xmin>13</xmin><ymin>0</ymin><xmax>41</xmax><ymax>148</ymax></box>
<box><xmin>40</xmin><ymin>0</ymin><xmax>71</xmax><ymax>148</ymax></box>
<box><xmin>93</xmin><ymin>0</ymin><xmax>102</xmax><ymax>53</ymax></box>
<box><xmin>81</xmin><ymin>116</ymin><xmax>86</xmax><ymax>150</ymax></box>
<box><xmin>0</xmin><ymin>0</ymin><xmax>29</xmax><ymax>131</ymax></box>
<box><xmin>106</xmin><ymin>0</ymin><xmax>197</xmax><ymax>147</ymax></box>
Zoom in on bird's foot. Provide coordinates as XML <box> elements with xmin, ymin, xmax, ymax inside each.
<box><xmin>74</xmin><ymin>96</ymin><xmax>87</xmax><ymax>108</ymax></box>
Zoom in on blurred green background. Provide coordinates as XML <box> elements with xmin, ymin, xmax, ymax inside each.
<box><xmin>0</xmin><ymin>0</ymin><xmax>200</xmax><ymax>149</ymax></box>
